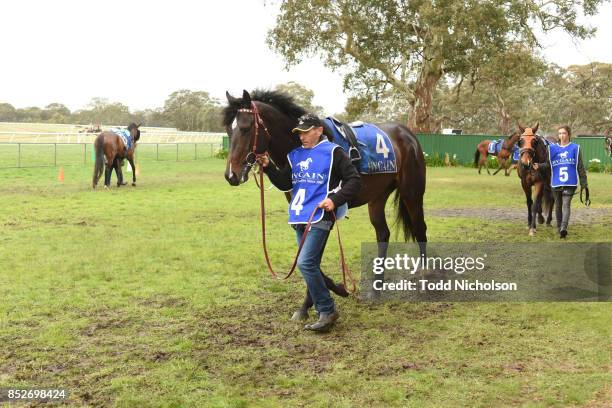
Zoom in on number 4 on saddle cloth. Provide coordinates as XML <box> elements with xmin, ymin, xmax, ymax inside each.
<box><xmin>323</xmin><ymin>117</ymin><xmax>397</xmax><ymax>174</ymax></box>
<box><xmin>111</xmin><ymin>128</ymin><xmax>134</xmax><ymax>151</ymax></box>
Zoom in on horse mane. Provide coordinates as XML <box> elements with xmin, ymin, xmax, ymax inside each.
<box><xmin>222</xmin><ymin>89</ymin><xmax>307</xmax><ymax>128</ymax></box>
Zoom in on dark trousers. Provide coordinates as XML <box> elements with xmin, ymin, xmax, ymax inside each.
<box><xmin>553</xmin><ymin>187</ymin><xmax>576</xmax><ymax>232</ymax></box>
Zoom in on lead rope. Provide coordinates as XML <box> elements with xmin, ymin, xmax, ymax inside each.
<box><xmin>255</xmin><ymin>158</ymin><xmax>356</xmax><ymax>293</ymax></box>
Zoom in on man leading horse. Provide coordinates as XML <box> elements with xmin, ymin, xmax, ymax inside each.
<box><xmin>257</xmin><ymin>113</ymin><xmax>362</xmax><ymax>332</ymax></box>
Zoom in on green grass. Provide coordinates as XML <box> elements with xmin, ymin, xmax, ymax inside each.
<box><xmin>0</xmin><ymin>161</ymin><xmax>610</xmax><ymax>407</ymax></box>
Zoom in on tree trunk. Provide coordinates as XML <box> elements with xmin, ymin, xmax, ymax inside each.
<box><xmin>408</xmin><ymin>62</ymin><xmax>443</xmax><ymax>133</ymax></box>
<box><xmin>494</xmin><ymin>91</ymin><xmax>512</xmax><ymax>135</ymax></box>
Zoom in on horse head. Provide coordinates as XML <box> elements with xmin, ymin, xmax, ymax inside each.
<box><xmin>222</xmin><ymin>90</ymin><xmax>302</xmax><ymax>186</ymax></box>
<box><xmin>223</xmin><ymin>90</ymin><xmax>265</xmax><ymax>186</ymax></box>
<box><xmin>128</xmin><ymin>122</ymin><xmax>141</xmax><ymax>142</ymax></box>
<box><xmin>517</xmin><ymin>122</ymin><xmax>540</xmax><ymax>167</ymax></box>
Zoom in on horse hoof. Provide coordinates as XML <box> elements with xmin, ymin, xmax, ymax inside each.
<box><xmin>529</xmin><ymin>228</ymin><xmax>536</xmax><ymax>236</ymax></box>
<box><xmin>537</xmin><ymin>216</ymin><xmax>545</xmax><ymax>224</ymax></box>
<box><xmin>132</xmin><ymin>182</ymin><xmax>136</xmax><ymax>187</ymax></box>
<box><xmin>104</xmin><ymin>185</ymin><xmax>109</xmax><ymax>190</ymax></box>
<box><xmin>291</xmin><ymin>309</ymin><xmax>309</xmax><ymax>321</ymax></box>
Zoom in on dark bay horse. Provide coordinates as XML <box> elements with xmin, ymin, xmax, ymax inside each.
<box><xmin>516</xmin><ymin>123</ymin><xmax>554</xmax><ymax>236</ymax></box>
<box><xmin>474</xmin><ymin>132</ymin><xmax>520</xmax><ymax>176</ymax></box>
<box><xmin>223</xmin><ymin>90</ymin><xmax>427</xmax><ymax>313</ymax></box>
<box><xmin>92</xmin><ymin>123</ymin><xmax>140</xmax><ymax>189</ymax></box>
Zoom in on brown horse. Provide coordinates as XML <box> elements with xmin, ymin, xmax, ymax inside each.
<box><xmin>474</xmin><ymin>132</ymin><xmax>520</xmax><ymax>176</ymax></box>
<box><xmin>516</xmin><ymin>123</ymin><xmax>554</xmax><ymax>236</ymax></box>
<box><xmin>223</xmin><ymin>90</ymin><xmax>427</xmax><ymax>312</ymax></box>
<box><xmin>92</xmin><ymin>123</ymin><xmax>140</xmax><ymax>189</ymax></box>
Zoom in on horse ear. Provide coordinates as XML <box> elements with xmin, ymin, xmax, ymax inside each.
<box><xmin>517</xmin><ymin>122</ymin><xmax>525</xmax><ymax>134</ymax></box>
<box><xmin>226</xmin><ymin>91</ymin><xmax>238</xmax><ymax>103</ymax></box>
<box><xmin>532</xmin><ymin>122</ymin><xmax>539</xmax><ymax>134</ymax></box>
<box><xmin>242</xmin><ymin>90</ymin><xmax>252</xmax><ymax>104</ymax></box>
<box><xmin>137</xmin><ymin>123</ymin><xmax>142</xmax><ymax>128</ymax></box>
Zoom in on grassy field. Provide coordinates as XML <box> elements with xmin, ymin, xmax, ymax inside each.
<box><xmin>0</xmin><ymin>159</ymin><xmax>610</xmax><ymax>407</ymax></box>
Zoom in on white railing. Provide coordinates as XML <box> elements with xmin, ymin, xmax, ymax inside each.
<box><xmin>0</xmin><ymin>131</ymin><xmax>225</xmax><ymax>144</ymax></box>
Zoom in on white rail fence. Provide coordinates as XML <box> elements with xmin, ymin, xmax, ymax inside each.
<box><xmin>0</xmin><ymin>131</ymin><xmax>225</xmax><ymax>144</ymax></box>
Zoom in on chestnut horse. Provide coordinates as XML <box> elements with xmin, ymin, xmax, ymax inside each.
<box><xmin>516</xmin><ymin>123</ymin><xmax>554</xmax><ymax>236</ymax></box>
<box><xmin>223</xmin><ymin>90</ymin><xmax>427</xmax><ymax>313</ymax></box>
<box><xmin>92</xmin><ymin>123</ymin><xmax>140</xmax><ymax>189</ymax></box>
<box><xmin>474</xmin><ymin>132</ymin><xmax>520</xmax><ymax>176</ymax></box>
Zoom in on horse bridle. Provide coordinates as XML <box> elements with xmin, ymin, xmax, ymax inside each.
<box><xmin>237</xmin><ymin>102</ymin><xmax>272</xmax><ymax>170</ymax></box>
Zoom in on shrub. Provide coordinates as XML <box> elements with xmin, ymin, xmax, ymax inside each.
<box><xmin>587</xmin><ymin>158</ymin><xmax>603</xmax><ymax>173</ymax></box>
<box><xmin>215</xmin><ymin>148</ymin><xmax>229</xmax><ymax>159</ymax></box>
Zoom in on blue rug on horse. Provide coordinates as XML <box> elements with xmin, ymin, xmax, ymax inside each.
<box><xmin>512</xmin><ymin>145</ymin><xmax>520</xmax><ymax>162</ymax></box>
<box><xmin>323</xmin><ymin>118</ymin><xmax>397</xmax><ymax>174</ymax></box>
<box><xmin>111</xmin><ymin>128</ymin><xmax>133</xmax><ymax>151</ymax></box>
<box><xmin>487</xmin><ymin>139</ymin><xmax>503</xmax><ymax>154</ymax></box>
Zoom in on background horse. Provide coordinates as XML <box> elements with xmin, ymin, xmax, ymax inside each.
<box><xmin>92</xmin><ymin>123</ymin><xmax>140</xmax><ymax>189</ymax></box>
<box><xmin>516</xmin><ymin>123</ymin><xmax>554</xmax><ymax>236</ymax></box>
<box><xmin>474</xmin><ymin>132</ymin><xmax>520</xmax><ymax>176</ymax></box>
<box><xmin>605</xmin><ymin>129</ymin><xmax>611</xmax><ymax>157</ymax></box>
<box><xmin>223</xmin><ymin>90</ymin><xmax>427</xmax><ymax>314</ymax></box>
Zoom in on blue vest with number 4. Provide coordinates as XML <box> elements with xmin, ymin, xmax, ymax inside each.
<box><xmin>549</xmin><ymin>142</ymin><xmax>579</xmax><ymax>187</ymax></box>
<box><xmin>287</xmin><ymin>140</ymin><xmax>338</xmax><ymax>224</ymax></box>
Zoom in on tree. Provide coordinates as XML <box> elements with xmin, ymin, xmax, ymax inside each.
<box><xmin>275</xmin><ymin>81</ymin><xmax>324</xmax><ymax>115</ymax></box>
<box><xmin>0</xmin><ymin>103</ymin><xmax>17</xmax><ymax>121</ymax></box>
<box><xmin>268</xmin><ymin>0</ymin><xmax>607</xmax><ymax>132</ymax></box>
<box><xmin>163</xmin><ymin>90</ymin><xmax>223</xmax><ymax>131</ymax></box>
<box><xmin>42</xmin><ymin>103</ymin><xmax>71</xmax><ymax>123</ymax></box>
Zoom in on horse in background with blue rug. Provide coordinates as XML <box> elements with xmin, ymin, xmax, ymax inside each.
<box><xmin>474</xmin><ymin>132</ymin><xmax>520</xmax><ymax>176</ymax></box>
<box><xmin>92</xmin><ymin>123</ymin><xmax>141</xmax><ymax>189</ymax></box>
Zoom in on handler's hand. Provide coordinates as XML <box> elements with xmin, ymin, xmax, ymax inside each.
<box><xmin>318</xmin><ymin>198</ymin><xmax>335</xmax><ymax>212</ymax></box>
<box><xmin>256</xmin><ymin>153</ymin><xmax>270</xmax><ymax>168</ymax></box>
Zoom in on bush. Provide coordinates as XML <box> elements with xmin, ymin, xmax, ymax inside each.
<box><xmin>424</xmin><ymin>152</ymin><xmax>445</xmax><ymax>167</ymax></box>
<box><xmin>215</xmin><ymin>148</ymin><xmax>229</xmax><ymax>159</ymax></box>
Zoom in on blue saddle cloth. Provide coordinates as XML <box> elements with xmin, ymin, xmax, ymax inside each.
<box><xmin>487</xmin><ymin>139</ymin><xmax>503</xmax><ymax>154</ymax></box>
<box><xmin>512</xmin><ymin>145</ymin><xmax>520</xmax><ymax>162</ymax></box>
<box><xmin>323</xmin><ymin>118</ymin><xmax>397</xmax><ymax>174</ymax></box>
<box><xmin>111</xmin><ymin>128</ymin><xmax>133</xmax><ymax>151</ymax></box>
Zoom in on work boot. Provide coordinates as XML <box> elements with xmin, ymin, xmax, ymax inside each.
<box><xmin>304</xmin><ymin>310</ymin><xmax>339</xmax><ymax>332</ymax></box>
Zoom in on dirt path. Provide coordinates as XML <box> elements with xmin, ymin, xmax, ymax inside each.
<box><xmin>428</xmin><ymin>206</ymin><xmax>611</xmax><ymax>225</ymax></box>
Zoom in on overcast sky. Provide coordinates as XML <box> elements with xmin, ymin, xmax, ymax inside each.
<box><xmin>1</xmin><ymin>0</ymin><xmax>610</xmax><ymax>114</ymax></box>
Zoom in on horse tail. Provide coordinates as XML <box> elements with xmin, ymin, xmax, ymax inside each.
<box><xmin>392</xmin><ymin>125</ymin><xmax>427</xmax><ymax>243</ymax></box>
<box><xmin>474</xmin><ymin>148</ymin><xmax>480</xmax><ymax>166</ymax></box>
<box><xmin>393</xmin><ymin>190</ymin><xmax>414</xmax><ymax>242</ymax></box>
<box><xmin>92</xmin><ymin>135</ymin><xmax>104</xmax><ymax>188</ymax></box>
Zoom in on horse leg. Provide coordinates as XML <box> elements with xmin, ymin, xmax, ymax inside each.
<box><xmin>291</xmin><ymin>287</ymin><xmax>312</xmax><ymax>321</ymax></box>
<box><xmin>523</xmin><ymin>184</ymin><xmax>533</xmax><ymax>231</ymax></box>
<box><xmin>478</xmin><ymin>152</ymin><xmax>486</xmax><ymax>174</ymax></box>
<box><xmin>115</xmin><ymin>159</ymin><xmax>126</xmax><ymax>187</ymax></box>
<box><xmin>530</xmin><ymin>183</ymin><xmax>543</xmax><ymax>235</ymax></box>
<box><xmin>493</xmin><ymin>157</ymin><xmax>504</xmax><ymax>175</ymax></box>
<box><xmin>535</xmin><ymin>183</ymin><xmax>545</xmax><ymax>225</ymax></box>
<box><xmin>546</xmin><ymin>187</ymin><xmax>554</xmax><ymax>226</ymax></box>
<box><xmin>127</xmin><ymin>154</ymin><xmax>137</xmax><ymax>186</ymax></box>
<box><xmin>104</xmin><ymin>154</ymin><xmax>114</xmax><ymax>188</ymax></box>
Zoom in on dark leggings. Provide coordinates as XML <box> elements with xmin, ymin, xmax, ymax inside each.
<box><xmin>553</xmin><ymin>187</ymin><xmax>576</xmax><ymax>232</ymax></box>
